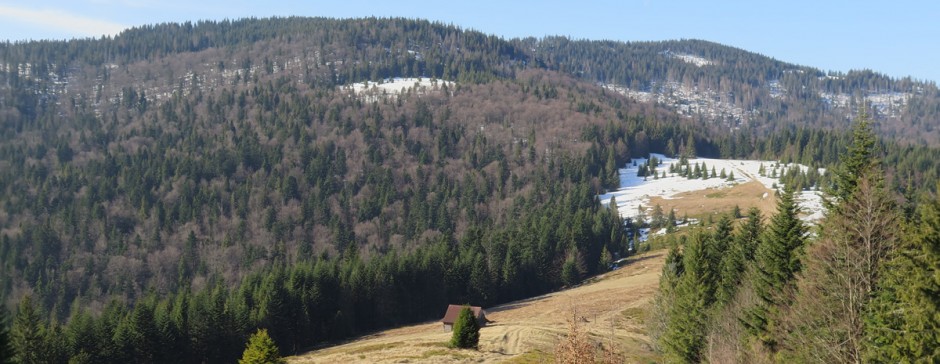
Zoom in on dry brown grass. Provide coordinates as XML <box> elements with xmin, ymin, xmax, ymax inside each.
<box><xmin>648</xmin><ymin>180</ymin><xmax>777</xmax><ymax>219</ymax></box>
<box><xmin>286</xmin><ymin>251</ymin><xmax>666</xmax><ymax>364</ymax></box>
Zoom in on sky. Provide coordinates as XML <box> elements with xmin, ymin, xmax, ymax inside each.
<box><xmin>1</xmin><ymin>0</ymin><xmax>938</xmax><ymax>83</ymax></box>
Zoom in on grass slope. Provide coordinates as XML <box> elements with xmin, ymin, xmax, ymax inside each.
<box><xmin>287</xmin><ymin>251</ymin><xmax>667</xmax><ymax>363</ymax></box>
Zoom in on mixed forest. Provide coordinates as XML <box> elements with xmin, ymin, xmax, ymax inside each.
<box><xmin>0</xmin><ymin>17</ymin><xmax>938</xmax><ymax>362</ymax></box>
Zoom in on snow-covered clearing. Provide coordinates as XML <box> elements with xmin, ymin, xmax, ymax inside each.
<box><xmin>598</xmin><ymin>154</ymin><xmax>826</xmax><ymax>224</ymax></box>
<box><xmin>340</xmin><ymin>77</ymin><xmax>453</xmax><ymax>101</ymax></box>
<box><xmin>662</xmin><ymin>51</ymin><xmax>714</xmax><ymax>67</ymax></box>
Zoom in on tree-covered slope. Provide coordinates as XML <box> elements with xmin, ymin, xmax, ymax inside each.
<box><xmin>529</xmin><ymin>37</ymin><xmax>940</xmax><ymax>143</ymax></box>
<box><xmin>0</xmin><ymin>16</ymin><xmax>938</xmax><ymax>363</ymax></box>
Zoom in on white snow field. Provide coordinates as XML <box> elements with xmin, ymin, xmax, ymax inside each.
<box><xmin>341</xmin><ymin>77</ymin><xmax>453</xmax><ymax>101</ymax></box>
<box><xmin>598</xmin><ymin>154</ymin><xmax>826</xmax><ymax>224</ymax></box>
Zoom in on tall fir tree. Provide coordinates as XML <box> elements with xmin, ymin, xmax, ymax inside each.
<box><xmin>0</xmin><ymin>308</ymin><xmax>11</xmax><ymax>364</ymax></box>
<box><xmin>11</xmin><ymin>296</ymin><xmax>42</xmax><ymax>364</ymax></box>
<box><xmin>716</xmin><ymin>210</ymin><xmax>763</xmax><ymax>306</ymax></box>
<box><xmin>702</xmin><ymin>221</ymin><xmax>731</xmax><ymax>307</ymax></box>
<box><xmin>662</xmin><ymin>232</ymin><xmax>714</xmax><ymax>362</ymax></box>
<box><xmin>746</xmin><ymin>187</ymin><xmax>806</xmax><ymax>348</ymax></box>
<box><xmin>865</xmin><ymin>185</ymin><xmax>940</xmax><ymax>361</ymax></box>
<box><xmin>649</xmin><ymin>244</ymin><xmax>684</xmax><ymax>352</ymax></box>
<box><xmin>829</xmin><ymin>107</ymin><xmax>877</xmax><ymax>208</ymax></box>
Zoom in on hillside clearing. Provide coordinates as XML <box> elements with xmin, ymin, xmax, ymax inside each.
<box><xmin>599</xmin><ymin>154</ymin><xmax>826</xmax><ymax>224</ymax></box>
<box><xmin>648</xmin><ymin>180</ymin><xmax>778</xmax><ymax>219</ymax></box>
<box><xmin>287</xmin><ymin>251</ymin><xmax>667</xmax><ymax>363</ymax></box>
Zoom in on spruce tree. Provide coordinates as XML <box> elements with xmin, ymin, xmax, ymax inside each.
<box><xmin>11</xmin><ymin>296</ymin><xmax>42</xmax><ymax>364</ymax></box>
<box><xmin>865</xmin><ymin>186</ymin><xmax>940</xmax><ymax>361</ymax></box>
<box><xmin>0</xmin><ymin>308</ymin><xmax>11</xmax><ymax>364</ymax></box>
<box><xmin>717</xmin><ymin>212</ymin><xmax>761</xmax><ymax>306</ymax></box>
<box><xmin>238</xmin><ymin>329</ymin><xmax>285</xmax><ymax>364</ymax></box>
<box><xmin>829</xmin><ymin>108</ymin><xmax>877</xmax><ymax>207</ymax></box>
<box><xmin>738</xmin><ymin>208</ymin><xmax>764</xmax><ymax>262</ymax></box>
<box><xmin>649</xmin><ymin>245</ymin><xmax>684</xmax><ymax>352</ymax></box>
<box><xmin>746</xmin><ymin>187</ymin><xmax>806</xmax><ymax>348</ymax></box>
<box><xmin>662</xmin><ymin>232</ymin><xmax>713</xmax><ymax>362</ymax></box>
<box><xmin>703</xmin><ymin>215</ymin><xmax>734</xmax><ymax>301</ymax></box>
<box><xmin>449</xmin><ymin>306</ymin><xmax>480</xmax><ymax>349</ymax></box>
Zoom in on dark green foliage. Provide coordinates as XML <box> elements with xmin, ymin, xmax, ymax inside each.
<box><xmin>11</xmin><ymin>296</ymin><xmax>41</xmax><ymax>364</ymax></box>
<box><xmin>561</xmin><ymin>256</ymin><xmax>582</xmax><ymax>287</ymax></box>
<box><xmin>0</xmin><ymin>308</ymin><xmax>11</xmax><ymax>364</ymax></box>
<box><xmin>661</xmin><ymin>232</ymin><xmax>714</xmax><ymax>362</ymax></box>
<box><xmin>449</xmin><ymin>306</ymin><xmax>480</xmax><ymax>349</ymax></box>
<box><xmin>716</xmin><ymin>213</ymin><xmax>751</xmax><ymax>306</ymax></box>
<box><xmin>746</xmin><ymin>187</ymin><xmax>806</xmax><ymax>347</ymax></box>
<box><xmin>865</xmin><ymin>187</ymin><xmax>940</xmax><ymax>361</ymax></box>
<box><xmin>714</xmin><ymin>216</ymin><xmax>746</xmax><ymax>305</ymax></box>
<box><xmin>239</xmin><ymin>329</ymin><xmax>285</xmax><ymax>364</ymax></box>
<box><xmin>830</xmin><ymin>109</ymin><xmax>878</xmax><ymax>206</ymax></box>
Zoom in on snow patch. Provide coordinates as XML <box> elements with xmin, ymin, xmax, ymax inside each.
<box><xmin>819</xmin><ymin>91</ymin><xmax>911</xmax><ymax>117</ymax></box>
<box><xmin>663</xmin><ymin>51</ymin><xmax>714</xmax><ymax>67</ymax></box>
<box><xmin>603</xmin><ymin>82</ymin><xmax>754</xmax><ymax>126</ymax></box>
<box><xmin>597</xmin><ymin>154</ymin><xmax>827</xmax><ymax>225</ymax></box>
<box><xmin>340</xmin><ymin>77</ymin><xmax>454</xmax><ymax>101</ymax></box>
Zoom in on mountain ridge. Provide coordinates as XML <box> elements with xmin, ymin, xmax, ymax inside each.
<box><xmin>4</xmin><ymin>17</ymin><xmax>937</xmax><ymax>144</ymax></box>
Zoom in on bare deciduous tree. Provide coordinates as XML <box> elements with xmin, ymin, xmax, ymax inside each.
<box><xmin>779</xmin><ymin>173</ymin><xmax>898</xmax><ymax>363</ymax></box>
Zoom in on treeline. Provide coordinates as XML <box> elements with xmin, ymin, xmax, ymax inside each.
<box><xmin>652</xmin><ymin>117</ymin><xmax>940</xmax><ymax>362</ymax></box>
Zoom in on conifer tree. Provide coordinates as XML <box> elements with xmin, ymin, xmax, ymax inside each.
<box><xmin>738</xmin><ymin>208</ymin><xmax>763</xmax><ymax>262</ymax></box>
<box><xmin>650</xmin><ymin>245</ymin><xmax>683</xmax><ymax>352</ymax></box>
<box><xmin>605</xmin><ymin>148</ymin><xmax>619</xmax><ymax>188</ymax></box>
<box><xmin>238</xmin><ymin>329</ymin><xmax>285</xmax><ymax>364</ymax></box>
<box><xmin>662</xmin><ymin>232</ymin><xmax>713</xmax><ymax>362</ymax></box>
<box><xmin>717</xmin><ymin>212</ymin><xmax>761</xmax><ymax>306</ymax></box>
<box><xmin>449</xmin><ymin>306</ymin><xmax>480</xmax><ymax>349</ymax></box>
<box><xmin>865</xmin><ymin>185</ymin><xmax>940</xmax><ymax>361</ymax></box>
<box><xmin>684</xmin><ymin>135</ymin><xmax>696</xmax><ymax>158</ymax></box>
<box><xmin>829</xmin><ymin>108</ymin><xmax>877</xmax><ymax>207</ymax></box>
<box><xmin>11</xmin><ymin>296</ymin><xmax>42</xmax><ymax>364</ymax></box>
<box><xmin>746</xmin><ymin>187</ymin><xmax>806</xmax><ymax>348</ymax></box>
<box><xmin>709</xmin><ymin>216</ymin><xmax>735</xmax><ymax>305</ymax></box>
<box><xmin>0</xmin><ymin>308</ymin><xmax>11</xmax><ymax>364</ymax></box>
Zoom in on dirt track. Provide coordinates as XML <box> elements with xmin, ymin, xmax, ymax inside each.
<box><xmin>287</xmin><ymin>251</ymin><xmax>666</xmax><ymax>363</ymax></box>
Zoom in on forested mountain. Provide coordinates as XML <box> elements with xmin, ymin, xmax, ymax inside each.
<box><xmin>0</xmin><ymin>17</ymin><xmax>938</xmax><ymax>362</ymax></box>
<box><xmin>528</xmin><ymin>37</ymin><xmax>940</xmax><ymax>144</ymax></box>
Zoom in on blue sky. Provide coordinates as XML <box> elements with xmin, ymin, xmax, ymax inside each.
<box><xmin>1</xmin><ymin>0</ymin><xmax>938</xmax><ymax>83</ymax></box>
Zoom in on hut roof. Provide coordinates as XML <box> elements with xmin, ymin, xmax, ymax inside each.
<box><xmin>441</xmin><ymin>304</ymin><xmax>487</xmax><ymax>324</ymax></box>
